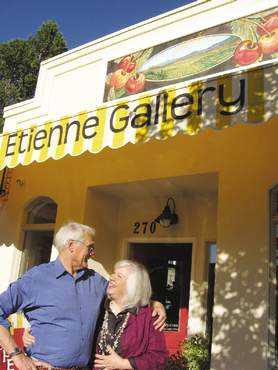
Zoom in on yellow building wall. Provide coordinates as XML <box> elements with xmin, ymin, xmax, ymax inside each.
<box><xmin>0</xmin><ymin>116</ymin><xmax>277</xmax><ymax>370</ymax></box>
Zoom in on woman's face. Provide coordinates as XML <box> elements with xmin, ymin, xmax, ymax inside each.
<box><xmin>107</xmin><ymin>266</ymin><xmax>129</xmax><ymax>300</ymax></box>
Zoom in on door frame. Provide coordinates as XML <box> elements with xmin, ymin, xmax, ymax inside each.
<box><xmin>122</xmin><ymin>237</ymin><xmax>198</xmax><ymax>340</ymax></box>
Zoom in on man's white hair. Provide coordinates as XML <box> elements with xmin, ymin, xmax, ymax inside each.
<box><xmin>54</xmin><ymin>222</ymin><xmax>96</xmax><ymax>252</ymax></box>
<box><xmin>113</xmin><ymin>260</ymin><xmax>152</xmax><ymax>310</ymax></box>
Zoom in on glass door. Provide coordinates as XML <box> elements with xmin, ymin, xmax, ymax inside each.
<box><xmin>129</xmin><ymin>243</ymin><xmax>192</xmax><ymax>354</ymax></box>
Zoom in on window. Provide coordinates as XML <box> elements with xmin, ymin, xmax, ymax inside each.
<box><xmin>269</xmin><ymin>188</ymin><xmax>278</xmax><ymax>369</ymax></box>
<box><xmin>19</xmin><ymin>197</ymin><xmax>57</xmax><ymax>275</ymax></box>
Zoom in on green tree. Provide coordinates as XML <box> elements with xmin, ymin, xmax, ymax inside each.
<box><xmin>0</xmin><ymin>20</ymin><xmax>67</xmax><ymax>132</ymax></box>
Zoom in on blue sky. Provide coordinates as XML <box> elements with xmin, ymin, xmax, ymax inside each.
<box><xmin>1</xmin><ymin>0</ymin><xmax>194</xmax><ymax>50</ymax></box>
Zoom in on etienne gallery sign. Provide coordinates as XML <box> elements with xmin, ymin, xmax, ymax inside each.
<box><xmin>0</xmin><ymin>64</ymin><xmax>276</xmax><ymax>170</ymax></box>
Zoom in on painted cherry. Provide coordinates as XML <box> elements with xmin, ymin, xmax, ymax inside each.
<box><xmin>125</xmin><ymin>73</ymin><xmax>145</xmax><ymax>94</ymax></box>
<box><xmin>117</xmin><ymin>55</ymin><xmax>136</xmax><ymax>73</ymax></box>
<box><xmin>234</xmin><ymin>40</ymin><xmax>262</xmax><ymax>65</ymax></box>
<box><xmin>110</xmin><ymin>69</ymin><xmax>130</xmax><ymax>90</ymax></box>
<box><xmin>257</xmin><ymin>13</ymin><xmax>278</xmax><ymax>35</ymax></box>
<box><xmin>258</xmin><ymin>28</ymin><xmax>278</xmax><ymax>54</ymax></box>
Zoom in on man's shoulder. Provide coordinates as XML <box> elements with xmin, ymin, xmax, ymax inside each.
<box><xmin>22</xmin><ymin>261</ymin><xmax>54</xmax><ymax>277</ymax></box>
<box><xmin>85</xmin><ymin>268</ymin><xmax>108</xmax><ymax>284</ymax></box>
<box><xmin>84</xmin><ymin>268</ymin><xmax>108</xmax><ymax>298</ymax></box>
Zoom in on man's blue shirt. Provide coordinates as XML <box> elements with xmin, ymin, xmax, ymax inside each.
<box><xmin>0</xmin><ymin>258</ymin><xmax>108</xmax><ymax>367</ymax></box>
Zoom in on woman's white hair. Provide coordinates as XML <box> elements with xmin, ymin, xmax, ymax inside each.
<box><xmin>113</xmin><ymin>259</ymin><xmax>152</xmax><ymax>310</ymax></box>
<box><xmin>54</xmin><ymin>221</ymin><xmax>96</xmax><ymax>252</ymax></box>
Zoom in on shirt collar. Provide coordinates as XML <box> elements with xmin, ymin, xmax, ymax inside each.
<box><xmin>54</xmin><ymin>257</ymin><xmax>88</xmax><ymax>279</ymax></box>
<box><xmin>54</xmin><ymin>257</ymin><xmax>67</xmax><ymax>278</ymax></box>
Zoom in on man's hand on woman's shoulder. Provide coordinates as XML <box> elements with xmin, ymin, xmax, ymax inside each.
<box><xmin>151</xmin><ymin>301</ymin><xmax>166</xmax><ymax>331</ymax></box>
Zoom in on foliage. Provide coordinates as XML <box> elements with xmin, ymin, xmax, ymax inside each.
<box><xmin>0</xmin><ymin>20</ymin><xmax>67</xmax><ymax>132</ymax></box>
<box><xmin>164</xmin><ymin>351</ymin><xmax>188</xmax><ymax>370</ymax></box>
<box><xmin>165</xmin><ymin>334</ymin><xmax>209</xmax><ymax>370</ymax></box>
<box><xmin>181</xmin><ymin>334</ymin><xmax>210</xmax><ymax>370</ymax></box>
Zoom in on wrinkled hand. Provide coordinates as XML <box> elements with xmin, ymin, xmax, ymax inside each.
<box><xmin>12</xmin><ymin>354</ymin><xmax>37</xmax><ymax>370</ymax></box>
<box><xmin>94</xmin><ymin>345</ymin><xmax>130</xmax><ymax>369</ymax></box>
<box><xmin>22</xmin><ymin>327</ymin><xmax>35</xmax><ymax>348</ymax></box>
<box><xmin>151</xmin><ymin>301</ymin><xmax>166</xmax><ymax>331</ymax></box>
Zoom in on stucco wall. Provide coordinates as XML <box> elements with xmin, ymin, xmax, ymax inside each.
<box><xmin>0</xmin><ymin>116</ymin><xmax>277</xmax><ymax>369</ymax></box>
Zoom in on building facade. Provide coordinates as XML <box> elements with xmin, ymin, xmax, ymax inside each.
<box><xmin>0</xmin><ymin>1</ymin><xmax>278</xmax><ymax>369</ymax></box>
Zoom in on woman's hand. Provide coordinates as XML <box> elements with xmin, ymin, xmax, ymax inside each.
<box><xmin>22</xmin><ymin>327</ymin><xmax>35</xmax><ymax>348</ymax></box>
<box><xmin>151</xmin><ymin>301</ymin><xmax>166</xmax><ymax>331</ymax></box>
<box><xmin>94</xmin><ymin>345</ymin><xmax>133</xmax><ymax>369</ymax></box>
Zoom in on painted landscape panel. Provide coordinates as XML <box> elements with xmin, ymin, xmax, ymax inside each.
<box><xmin>103</xmin><ymin>7</ymin><xmax>278</xmax><ymax>102</ymax></box>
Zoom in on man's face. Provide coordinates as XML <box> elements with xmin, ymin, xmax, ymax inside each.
<box><xmin>70</xmin><ymin>233</ymin><xmax>95</xmax><ymax>270</ymax></box>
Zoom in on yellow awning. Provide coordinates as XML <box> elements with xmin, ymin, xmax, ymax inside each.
<box><xmin>0</xmin><ymin>63</ymin><xmax>277</xmax><ymax>170</ymax></box>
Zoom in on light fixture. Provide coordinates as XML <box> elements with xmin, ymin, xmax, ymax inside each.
<box><xmin>15</xmin><ymin>178</ymin><xmax>25</xmax><ymax>186</ymax></box>
<box><xmin>155</xmin><ymin>197</ymin><xmax>178</xmax><ymax>228</ymax></box>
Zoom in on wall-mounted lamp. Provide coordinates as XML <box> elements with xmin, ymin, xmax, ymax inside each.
<box><xmin>155</xmin><ymin>197</ymin><xmax>178</xmax><ymax>228</ymax></box>
<box><xmin>15</xmin><ymin>178</ymin><xmax>25</xmax><ymax>186</ymax></box>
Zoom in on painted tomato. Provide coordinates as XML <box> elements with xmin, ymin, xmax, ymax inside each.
<box><xmin>234</xmin><ymin>40</ymin><xmax>262</xmax><ymax>65</ymax></box>
<box><xmin>110</xmin><ymin>69</ymin><xmax>130</xmax><ymax>90</ymax></box>
<box><xmin>258</xmin><ymin>28</ymin><xmax>278</xmax><ymax>54</ymax></box>
<box><xmin>117</xmin><ymin>55</ymin><xmax>136</xmax><ymax>73</ymax></box>
<box><xmin>125</xmin><ymin>73</ymin><xmax>145</xmax><ymax>94</ymax></box>
<box><xmin>257</xmin><ymin>13</ymin><xmax>278</xmax><ymax>35</ymax></box>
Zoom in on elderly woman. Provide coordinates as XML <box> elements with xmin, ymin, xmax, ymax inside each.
<box><xmin>93</xmin><ymin>259</ymin><xmax>167</xmax><ymax>370</ymax></box>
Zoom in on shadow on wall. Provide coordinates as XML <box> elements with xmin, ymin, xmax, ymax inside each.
<box><xmin>205</xmin><ymin>248</ymin><xmax>270</xmax><ymax>370</ymax></box>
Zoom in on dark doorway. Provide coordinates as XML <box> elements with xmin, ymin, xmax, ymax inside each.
<box><xmin>129</xmin><ymin>242</ymin><xmax>192</xmax><ymax>353</ymax></box>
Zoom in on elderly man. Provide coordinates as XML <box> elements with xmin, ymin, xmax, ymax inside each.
<box><xmin>0</xmin><ymin>222</ymin><xmax>165</xmax><ymax>370</ymax></box>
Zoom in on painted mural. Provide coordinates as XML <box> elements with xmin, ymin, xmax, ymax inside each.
<box><xmin>103</xmin><ymin>7</ymin><xmax>278</xmax><ymax>102</ymax></box>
